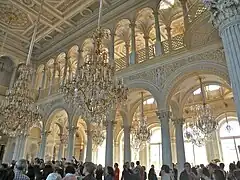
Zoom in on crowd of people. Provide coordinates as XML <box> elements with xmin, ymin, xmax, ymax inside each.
<box><xmin>1</xmin><ymin>158</ymin><xmax>240</xmax><ymax>180</ymax></box>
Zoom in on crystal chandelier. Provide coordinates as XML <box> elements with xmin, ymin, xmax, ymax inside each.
<box><xmin>184</xmin><ymin>122</ymin><xmax>206</xmax><ymax>147</ymax></box>
<box><xmin>193</xmin><ymin>77</ymin><xmax>217</xmax><ymax>135</ymax></box>
<box><xmin>131</xmin><ymin>92</ymin><xmax>151</xmax><ymax>150</ymax></box>
<box><xmin>59</xmin><ymin>0</ymin><xmax>128</xmax><ymax>122</ymax></box>
<box><xmin>0</xmin><ymin>1</ymin><xmax>44</xmax><ymax>137</ymax></box>
<box><xmin>92</xmin><ymin>122</ymin><xmax>105</xmax><ymax>147</ymax></box>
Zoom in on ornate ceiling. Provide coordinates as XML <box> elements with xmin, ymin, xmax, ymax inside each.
<box><xmin>0</xmin><ymin>0</ymin><xmax>113</xmax><ymax>60</ymax></box>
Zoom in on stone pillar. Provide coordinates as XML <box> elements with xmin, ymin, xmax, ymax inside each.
<box><xmin>129</xmin><ymin>22</ymin><xmax>136</xmax><ymax>64</ymax></box>
<box><xmin>85</xmin><ymin>123</ymin><xmax>93</xmax><ymax>162</ymax></box>
<box><xmin>180</xmin><ymin>0</ymin><xmax>189</xmax><ymax>30</ymax></box>
<box><xmin>12</xmin><ymin>135</ymin><xmax>27</xmax><ymax>160</ymax></box>
<box><xmin>166</xmin><ymin>26</ymin><xmax>173</xmax><ymax>52</ymax></box>
<box><xmin>39</xmin><ymin>131</ymin><xmax>49</xmax><ymax>159</ymax></box>
<box><xmin>2</xmin><ymin>138</ymin><xmax>14</xmax><ymax>163</ymax></box>
<box><xmin>105</xmin><ymin>120</ymin><xmax>114</xmax><ymax>167</ymax></box>
<box><xmin>153</xmin><ymin>10</ymin><xmax>163</xmax><ymax>55</ymax></box>
<box><xmin>125</xmin><ymin>42</ymin><xmax>130</xmax><ymax>67</ymax></box>
<box><xmin>67</xmin><ymin>127</ymin><xmax>77</xmax><ymax>161</ymax></box>
<box><xmin>144</xmin><ymin>35</ymin><xmax>150</xmax><ymax>60</ymax></box>
<box><xmin>173</xmin><ymin>118</ymin><xmax>186</xmax><ymax>172</ymax></box>
<box><xmin>206</xmin><ymin>1</ymin><xmax>240</xmax><ymax>121</ymax></box>
<box><xmin>123</xmin><ymin>125</ymin><xmax>131</xmax><ymax>163</ymax></box>
<box><xmin>156</xmin><ymin>110</ymin><xmax>172</xmax><ymax>167</ymax></box>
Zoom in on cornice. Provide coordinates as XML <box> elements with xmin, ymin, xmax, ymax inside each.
<box><xmin>36</xmin><ymin>0</ymin><xmax>151</xmax><ymax>62</ymax></box>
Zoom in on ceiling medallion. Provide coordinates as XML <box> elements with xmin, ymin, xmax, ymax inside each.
<box><xmin>80</xmin><ymin>8</ymin><xmax>93</xmax><ymax>17</ymax></box>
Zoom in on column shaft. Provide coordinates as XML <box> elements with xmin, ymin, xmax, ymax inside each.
<box><xmin>130</xmin><ymin>23</ymin><xmax>136</xmax><ymax>64</ymax></box>
<box><xmin>157</xmin><ymin>111</ymin><xmax>172</xmax><ymax>166</ymax></box>
<box><xmin>174</xmin><ymin>119</ymin><xmax>186</xmax><ymax>172</ymax></box>
<box><xmin>67</xmin><ymin>127</ymin><xmax>76</xmax><ymax>161</ymax></box>
<box><xmin>221</xmin><ymin>23</ymin><xmax>240</xmax><ymax>121</ymax></box>
<box><xmin>166</xmin><ymin>26</ymin><xmax>172</xmax><ymax>52</ymax></box>
<box><xmin>2</xmin><ymin>138</ymin><xmax>13</xmax><ymax>163</ymax></box>
<box><xmin>109</xmin><ymin>32</ymin><xmax>115</xmax><ymax>65</ymax></box>
<box><xmin>153</xmin><ymin>11</ymin><xmax>163</xmax><ymax>55</ymax></box>
<box><xmin>123</xmin><ymin>125</ymin><xmax>131</xmax><ymax>163</ymax></box>
<box><xmin>41</xmin><ymin>66</ymin><xmax>46</xmax><ymax>89</ymax></box>
<box><xmin>105</xmin><ymin>120</ymin><xmax>114</xmax><ymax>167</ymax></box>
<box><xmin>85</xmin><ymin>124</ymin><xmax>93</xmax><ymax>162</ymax></box>
<box><xmin>58</xmin><ymin>142</ymin><xmax>64</xmax><ymax>160</ymax></box>
<box><xmin>39</xmin><ymin>131</ymin><xmax>48</xmax><ymax>159</ymax></box>
<box><xmin>125</xmin><ymin>43</ymin><xmax>130</xmax><ymax>67</ymax></box>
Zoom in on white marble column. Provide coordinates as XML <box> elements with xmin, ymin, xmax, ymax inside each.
<box><xmin>129</xmin><ymin>22</ymin><xmax>136</xmax><ymax>64</ymax></box>
<box><xmin>67</xmin><ymin>127</ymin><xmax>77</xmax><ymax>161</ymax></box>
<box><xmin>105</xmin><ymin>120</ymin><xmax>114</xmax><ymax>167</ymax></box>
<box><xmin>173</xmin><ymin>118</ymin><xmax>186</xmax><ymax>172</ymax></box>
<box><xmin>12</xmin><ymin>135</ymin><xmax>27</xmax><ymax>160</ymax></box>
<box><xmin>38</xmin><ymin>131</ymin><xmax>49</xmax><ymax>159</ymax></box>
<box><xmin>123</xmin><ymin>125</ymin><xmax>131</xmax><ymax>163</ymax></box>
<box><xmin>2</xmin><ymin>138</ymin><xmax>14</xmax><ymax>163</ymax></box>
<box><xmin>207</xmin><ymin>1</ymin><xmax>240</xmax><ymax>121</ymax></box>
<box><xmin>180</xmin><ymin>0</ymin><xmax>189</xmax><ymax>30</ymax></box>
<box><xmin>85</xmin><ymin>123</ymin><xmax>93</xmax><ymax>162</ymax></box>
<box><xmin>156</xmin><ymin>110</ymin><xmax>172</xmax><ymax>167</ymax></box>
<box><xmin>153</xmin><ymin>10</ymin><xmax>163</xmax><ymax>55</ymax></box>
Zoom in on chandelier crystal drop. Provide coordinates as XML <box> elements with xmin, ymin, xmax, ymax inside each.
<box><xmin>59</xmin><ymin>0</ymin><xmax>128</xmax><ymax>122</ymax></box>
<box><xmin>184</xmin><ymin>123</ymin><xmax>206</xmax><ymax>147</ymax></box>
<box><xmin>131</xmin><ymin>92</ymin><xmax>151</xmax><ymax>150</ymax></box>
<box><xmin>92</xmin><ymin>122</ymin><xmax>105</xmax><ymax>147</ymax></box>
<box><xmin>194</xmin><ymin>77</ymin><xmax>217</xmax><ymax>135</ymax></box>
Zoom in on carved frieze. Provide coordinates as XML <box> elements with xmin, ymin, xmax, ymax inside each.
<box><xmin>126</xmin><ymin>48</ymin><xmax>226</xmax><ymax>90</ymax></box>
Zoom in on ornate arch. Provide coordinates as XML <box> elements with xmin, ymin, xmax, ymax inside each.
<box><xmin>125</xmin><ymin>79</ymin><xmax>161</xmax><ymax>107</ymax></box>
<box><xmin>44</xmin><ymin>108</ymin><xmax>69</xmax><ymax>132</ymax></box>
<box><xmin>162</xmin><ymin>61</ymin><xmax>229</xmax><ymax>107</ymax></box>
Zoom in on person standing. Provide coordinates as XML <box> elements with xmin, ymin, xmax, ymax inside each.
<box><xmin>148</xmin><ymin>165</ymin><xmax>157</xmax><ymax>180</ymax></box>
<box><xmin>114</xmin><ymin>163</ymin><xmax>120</xmax><ymax>180</ymax></box>
<box><xmin>13</xmin><ymin>159</ymin><xmax>30</xmax><ymax>180</ymax></box>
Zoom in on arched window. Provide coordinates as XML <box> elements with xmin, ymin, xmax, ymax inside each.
<box><xmin>149</xmin><ymin>127</ymin><xmax>162</xmax><ymax>171</ymax></box>
<box><xmin>219</xmin><ymin>119</ymin><xmax>240</xmax><ymax>166</ymax></box>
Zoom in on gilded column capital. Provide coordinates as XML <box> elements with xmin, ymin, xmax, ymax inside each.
<box><xmin>203</xmin><ymin>0</ymin><xmax>240</xmax><ymax>28</ymax></box>
<box><xmin>156</xmin><ymin>110</ymin><xmax>171</xmax><ymax>120</ymax></box>
<box><xmin>172</xmin><ymin>118</ymin><xmax>185</xmax><ymax>126</ymax></box>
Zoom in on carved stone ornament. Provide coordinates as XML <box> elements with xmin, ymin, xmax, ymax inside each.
<box><xmin>156</xmin><ymin>110</ymin><xmax>171</xmax><ymax>120</ymax></box>
<box><xmin>172</xmin><ymin>118</ymin><xmax>185</xmax><ymax>125</ymax></box>
<box><xmin>202</xmin><ymin>0</ymin><xmax>240</xmax><ymax>27</ymax></box>
<box><xmin>126</xmin><ymin>49</ymin><xmax>225</xmax><ymax>89</ymax></box>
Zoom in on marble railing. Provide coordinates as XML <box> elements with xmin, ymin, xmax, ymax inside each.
<box><xmin>188</xmin><ymin>1</ymin><xmax>207</xmax><ymax>24</ymax></box>
<box><xmin>115</xmin><ymin>34</ymin><xmax>185</xmax><ymax>71</ymax></box>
